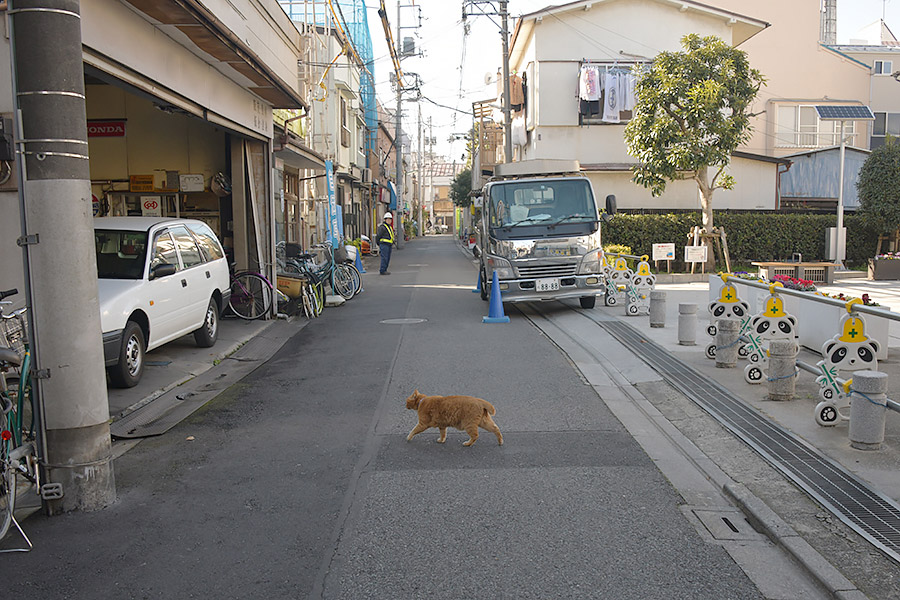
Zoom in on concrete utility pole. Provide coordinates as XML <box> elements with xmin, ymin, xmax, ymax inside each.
<box><xmin>417</xmin><ymin>101</ymin><xmax>423</xmax><ymax>235</ymax></box>
<box><xmin>9</xmin><ymin>0</ymin><xmax>115</xmax><ymax>512</ymax></box>
<box><xmin>394</xmin><ymin>0</ymin><xmax>403</xmax><ymax>248</ymax></box>
<box><xmin>499</xmin><ymin>0</ymin><xmax>512</xmax><ymax>163</ymax></box>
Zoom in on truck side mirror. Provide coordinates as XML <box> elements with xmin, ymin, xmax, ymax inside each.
<box><xmin>605</xmin><ymin>194</ymin><xmax>617</xmax><ymax>215</ymax></box>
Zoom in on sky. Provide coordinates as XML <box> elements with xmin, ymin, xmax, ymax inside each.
<box><xmin>364</xmin><ymin>0</ymin><xmax>900</xmax><ymax>162</ymax></box>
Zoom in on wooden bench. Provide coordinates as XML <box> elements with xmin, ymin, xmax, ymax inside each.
<box><xmin>752</xmin><ymin>261</ymin><xmax>840</xmax><ymax>285</ymax></box>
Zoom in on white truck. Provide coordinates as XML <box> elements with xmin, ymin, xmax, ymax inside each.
<box><xmin>475</xmin><ymin>159</ymin><xmax>615</xmax><ymax>309</ymax></box>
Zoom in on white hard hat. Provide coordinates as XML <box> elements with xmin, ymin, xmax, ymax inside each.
<box><xmin>384</xmin><ymin>212</ymin><xmax>393</xmax><ymax>219</ymax></box>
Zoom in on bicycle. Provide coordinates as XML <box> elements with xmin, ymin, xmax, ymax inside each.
<box><xmin>1</xmin><ymin>288</ymin><xmax>40</xmax><ymax>552</ymax></box>
<box><xmin>228</xmin><ymin>266</ymin><xmax>274</xmax><ymax>320</ymax></box>
<box><xmin>276</xmin><ymin>243</ymin><xmax>322</xmax><ymax>320</ymax></box>
<box><xmin>307</xmin><ymin>243</ymin><xmax>357</xmax><ymax>301</ymax></box>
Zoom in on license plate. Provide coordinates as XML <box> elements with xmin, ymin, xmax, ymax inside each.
<box><xmin>536</xmin><ymin>277</ymin><xmax>560</xmax><ymax>292</ymax></box>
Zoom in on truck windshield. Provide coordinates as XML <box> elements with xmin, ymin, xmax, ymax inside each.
<box><xmin>489</xmin><ymin>179</ymin><xmax>597</xmax><ymax>229</ymax></box>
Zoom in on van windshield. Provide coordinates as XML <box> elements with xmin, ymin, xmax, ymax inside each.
<box><xmin>95</xmin><ymin>230</ymin><xmax>149</xmax><ymax>279</ymax></box>
<box><xmin>488</xmin><ymin>178</ymin><xmax>597</xmax><ymax>229</ymax></box>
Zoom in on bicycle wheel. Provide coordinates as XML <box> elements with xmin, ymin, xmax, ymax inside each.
<box><xmin>229</xmin><ymin>272</ymin><xmax>272</xmax><ymax>320</ymax></box>
<box><xmin>332</xmin><ymin>265</ymin><xmax>355</xmax><ymax>300</ymax></box>
<box><xmin>344</xmin><ymin>263</ymin><xmax>362</xmax><ymax>295</ymax></box>
<box><xmin>300</xmin><ymin>284</ymin><xmax>315</xmax><ymax>319</ymax></box>
<box><xmin>0</xmin><ymin>409</ymin><xmax>15</xmax><ymax>541</ymax></box>
<box><xmin>312</xmin><ymin>281</ymin><xmax>324</xmax><ymax>316</ymax></box>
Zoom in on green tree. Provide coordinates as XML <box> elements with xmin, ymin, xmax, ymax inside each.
<box><xmin>857</xmin><ymin>137</ymin><xmax>900</xmax><ymax>256</ymax></box>
<box><xmin>624</xmin><ymin>34</ymin><xmax>764</xmax><ymax>252</ymax></box>
<box><xmin>450</xmin><ymin>167</ymin><xmax>473</xmax><ymax>207</ymax></box>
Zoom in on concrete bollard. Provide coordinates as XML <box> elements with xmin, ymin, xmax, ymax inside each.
<box><xmin>715</xmin><ymin>319</ymin><xmax>740</xmax><ymax>368</ymax></box>
<box><xmin>767</xmin><ymin>339</ymin><xmax>797</xmax><ymax>401</ymax></box>
<box><xmin>849</xmin><ymin>370</ymin><xmax>888</xmax><ymax>451</ymax></box>
<box><xmin>649</xmin><ymin>291</ymin><xmax>666</xmax><ymax>328</ymax></box>
<box><xmin>678</xmin><ymin>303</ymin><xmax>697</xmax><ymax>346</ymax></box>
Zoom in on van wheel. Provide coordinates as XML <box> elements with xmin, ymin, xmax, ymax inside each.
<box><xmin>108</xmin><ymin>321</ymin><xmax>145</xmax><ymax>388</ymax></box>
<box><xmin>194</xmin><ymin>297</ymin><xmax>219</xmax><ymax>348</ymax></box>
<box><xmin>579</xmin><ymin>296</ymin><xmax>596</xmax><ymax>309</ymax></box>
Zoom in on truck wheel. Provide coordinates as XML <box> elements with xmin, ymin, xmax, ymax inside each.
<box><xmin>479</xmin><ymin>268</ymin><xmax>488</xmax><ymax>301</ymax></box>
<box><xmin>579</xmin><ymin>296</ymin><xmax>596</xmax><ymax>309</ymax></box>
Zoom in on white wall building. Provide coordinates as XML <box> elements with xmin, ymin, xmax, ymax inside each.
<box><xmin>503</xmin><ymin>0</ymin><xmax>785</xmax><ymax>212</ymax></box>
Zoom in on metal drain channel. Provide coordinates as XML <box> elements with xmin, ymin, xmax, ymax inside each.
<box><xmin>591</xmin><ymin>316</ymin><xmax>900</xmax><ymax>564</ymax></box>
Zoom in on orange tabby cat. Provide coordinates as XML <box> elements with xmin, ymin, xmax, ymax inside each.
<box><xmin>405</xmin><ymin>389</ymin><xmax>503</xmax><ymax>446</ymax></box>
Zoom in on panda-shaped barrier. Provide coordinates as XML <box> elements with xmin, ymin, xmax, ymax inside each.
<box><xmin>814</xmin><ymin>302</ymin><xmax>880</xmax><ymax>427</ymax></box>
<box><xmin>625</xmin><ymin>256</ymin><xmax>656</xmax><ymax>316</ymax></box>
<box><xmin>741</xmin><ymin>289</ymin><xmax>799</xmax><ymax>385</ymax></box>
<box><xmin>605</xmin><ymin>256</ymin><xmax>632</xmax><ymax>307</ymax></box>
<box><xmin>705</xmin><ymin>277</ymin><xmax>752</xmax><ymax>361</ymax></box>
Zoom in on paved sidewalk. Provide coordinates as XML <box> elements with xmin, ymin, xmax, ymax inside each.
<box><xmin>621</xmin><ymin>273</ymin><xmax>900</xmax><ymax>504</ymax></box>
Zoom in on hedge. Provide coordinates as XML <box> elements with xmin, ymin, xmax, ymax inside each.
<box><xmin>601</xmin><ymin>212</ymin><xmax>880</xmax><ymax>271</ymax></box>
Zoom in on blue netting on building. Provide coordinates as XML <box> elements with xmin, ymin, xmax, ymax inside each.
<box><xmin>280</xmin><ymin>1</ymin><xmax>377</xmax><ymax>162</ymax></box>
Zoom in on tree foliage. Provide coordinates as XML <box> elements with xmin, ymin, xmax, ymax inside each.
<box><xmin>624</xmin><ymin>34</ymin><xmax>764</xmax><ymax>231</ymax></box>
<box><xmin>450</xmin><ymin>167</ymin><xmax>472</xmax><ymax>207</ymax></box>
<box><xmin>857</xmin><ymin>137</ymin><xmax>900</xmax><ymax>239</ymax></box>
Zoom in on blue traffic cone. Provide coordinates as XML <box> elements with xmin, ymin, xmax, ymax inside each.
<box><xmin>483</xmin><ymin>271</ymin><xmax>510</xmax><ymax>323</ymax></box>
<box><xmin>472</xmin><ymin>269</ymin><xmax>482</xmax><ymax>293</ymax></box>
<box><xmin>355</xmin><ymin>249</ymin><xmax>366</xmax><ymax>273</ymax></box>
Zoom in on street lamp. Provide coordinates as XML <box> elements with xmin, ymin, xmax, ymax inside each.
<box><xmin>814</xmin><ymin>105</ymin><xmax>875</xmax><ymax>269</ymax></box>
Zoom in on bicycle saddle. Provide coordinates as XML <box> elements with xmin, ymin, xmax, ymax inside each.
<box><xmin>0</xmin><ymin>346</ymin><xmax>22</xmax><ymax>367</ymax></box>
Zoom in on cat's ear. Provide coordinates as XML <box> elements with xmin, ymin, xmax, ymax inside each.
<box><xmin>413</xmin><ymin>389</ymin><xmax>420</xmax><ymax>396</ymax></box>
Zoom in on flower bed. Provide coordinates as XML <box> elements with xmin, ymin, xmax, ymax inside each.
<box><xmin>868</xmin><ymin>257</ymin><xmax>900</xmax><ymax>280</ymax></box>
<box><xmin>771</xmin><ymin>274</ymin><xmax>816</xmax><ymax>291</ymax></box>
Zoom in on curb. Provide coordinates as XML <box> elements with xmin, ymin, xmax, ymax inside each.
<box><xmin>723</xmin><ymin>481</ymin><xmax>868</xmax><ymax>600</ymax></box>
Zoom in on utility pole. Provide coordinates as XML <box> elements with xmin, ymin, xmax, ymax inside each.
<box><xmin>462</xmin><ymin>0</ymin><xmax>513</xmax><ymax>164</ymax></box>
<box><xmin>9</xmin><ymin>0</ymin><xmax>115</xmax><ymax>513</ymax></box>
<box><xmin>394</xmin><ymin>0</ymin><xmax>404</xmax><ymax>248</ymax></box>
<box><xmin>417</xmin><ymin>100</ymin><xmax>423</xmax><ymax>236</ymax></box>
<box><xmin>499</xmin><ymin>0</ymin><xmax>512</xmax><ymax>163</ymax></box>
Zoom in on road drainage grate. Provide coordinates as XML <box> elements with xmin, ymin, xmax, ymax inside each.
<box><xmin>595</xmin><ymin>317</ymin><xmax>900</xmax><ymax>564</ymax></box>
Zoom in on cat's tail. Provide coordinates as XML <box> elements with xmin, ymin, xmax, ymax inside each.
<box><xmin>479</xmin><ymin>399</ymin><xmax>496</xmax><ymax>415</ymax></box>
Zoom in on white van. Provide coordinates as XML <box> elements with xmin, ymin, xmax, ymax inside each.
<box><xmin>94</xmin><ymin>217</ymin><xmax>231</xmax><ymax>387</ymax></box>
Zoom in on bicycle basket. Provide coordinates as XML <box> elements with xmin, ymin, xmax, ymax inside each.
<box><xmin>1</xmin><ymin>311</ymin><xmax>27</xmax><ymax>358</ymax></box>
<box><xmin>334</xmin><ymin>243</ymin><xmax>348</xmax><ymax>263</ymax></box>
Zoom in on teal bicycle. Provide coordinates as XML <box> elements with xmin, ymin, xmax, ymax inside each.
<box><xmin>0</xmin><ymin>288</ymin><xmax>40</xmax><ymax>551</ymax></box>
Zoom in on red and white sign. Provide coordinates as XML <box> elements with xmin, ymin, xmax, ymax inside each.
<box><xmin>87</xmin><ymin>120</ymin><xmax>126</xmax><ymax>138</ymax></box>
<box><xmin>141</xmin><ymin>196</ymin><xmax>162</xmax><ymax>217</ymax></box>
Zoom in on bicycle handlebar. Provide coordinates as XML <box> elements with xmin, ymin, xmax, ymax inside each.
<box><xmin>0</xmin><ymin>288</ymin><xmax>18</xmax><ymax>301</ymax></box>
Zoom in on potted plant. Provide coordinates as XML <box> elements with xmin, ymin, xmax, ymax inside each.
<box><xmin>868</xmin><ymin>252</ymin><xmax>900</xmax><ymax>280</ymax></box>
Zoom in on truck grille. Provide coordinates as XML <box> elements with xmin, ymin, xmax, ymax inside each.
<box><xmin>517</xmin><ymin>263</ymin><xmax>578</xmax><ymax>278</ymax></box>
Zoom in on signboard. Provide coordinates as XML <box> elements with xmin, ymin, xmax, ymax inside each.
<box><xmin>684</xmin><ymin>245</ymin><xmax>708</xmax><ymax>263</ymax></box>
<box><xmin>180</xmin><ymin>173</ymin><xmax>205</xmax><ymax>193</ymax></box>
<box><xmin>325</xmin><ymin>160</ymin><xmax>340</xmax><ymax>248</ymax></box>
<box><xmin>130</xmin><ymin>175</ymin><xmax>154</xmax><ymax>193</ymax></box>
<box><xmin>92</xmin><ymin>194</ymin><xmax>100</xmax><ymax>217</ymax></box>
<box><xmin>652</xmin><ymin>243</ymin><xmax>675</xmax><ymax>261</ymax></box>
<box><xmin>87</xmin><ymin>120</ymin><xmax>126</xmax><ymax>137</ymax></box>
<box><xmin>141</xmin><ymin>196</ymin><xmax>162</xmax><ymax>217</ymax></box>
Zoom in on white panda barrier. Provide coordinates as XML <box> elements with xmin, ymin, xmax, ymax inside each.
<box><xmin>626</xmin><ymin>256</ymin><xmax>656</xmax><ymax>316</ymax></box>
<box><xmin>707</xmin><ymin>274</ymin><xmax>900</xmax><ymax>437</ymax></box>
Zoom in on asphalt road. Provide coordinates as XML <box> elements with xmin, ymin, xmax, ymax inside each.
<box><xmin>5</xmin><ymin>235</ymin><xmax>767</xmax><ymax>599</ymax></box>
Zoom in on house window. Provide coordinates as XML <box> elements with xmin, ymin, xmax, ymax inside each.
<box><xmin>775</xmin><ymin>105</ymin><xmax>854</xmax><ymax>148</ymax></box>
<box><xmin>340</xmin><ymin>97</ymin><xmax>350</xmax><ymax>148</ymax></box>
<box><xmin>577</xmin><ymin>64</ymin><xmax>638</xmax><ymax>125</ymax></box>
<box><xmin>872</xmin><ymin>112</ymin><xmax>900</xmax><ymax>148</ymax></box>
<box><xmin>875</xmin><ymin>60</ymin><xmax>893</xmax><ymax>75</ymax></box>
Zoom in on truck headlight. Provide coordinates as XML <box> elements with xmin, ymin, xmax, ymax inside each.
<box><xmin>486</xmin><ymin>256</ymin><xmax>515</xmax><ymax>279</ymax></box>
<box><xmin>578</xmin><ymin>249</ymin><xmax>603</xmax><ymax>275</ymax></box>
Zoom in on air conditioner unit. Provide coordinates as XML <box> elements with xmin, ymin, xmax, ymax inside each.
<box><xmin>362</xmin><ymin>168</ymin><xmax>372</xmax><ymax>183</ymax></box>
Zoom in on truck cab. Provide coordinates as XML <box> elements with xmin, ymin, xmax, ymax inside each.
<box><xmin>476</xmin><ymin>160</ymin><xmax>615</xmax><ymax>309</ymax></box>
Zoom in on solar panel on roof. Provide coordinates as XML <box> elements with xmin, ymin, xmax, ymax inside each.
<box><xmin>815</xmin><ymin>105</ymin><xmax>875</xmax><ymax>120</ymax></box>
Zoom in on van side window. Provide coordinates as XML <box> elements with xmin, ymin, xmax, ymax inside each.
<box><xmin>187</xmin><ymin>223</ymin><xmax>225</xmax><ymax>262</ymax></box>
<box><xmin>151</xmin><ymin>232</ymin><xmax>179</xmax><ymax>270</ymax></box>
<box><xmin>170</xmin><ymin>226</ymin><xmax>204</xmax><ymax>268</ymax></box>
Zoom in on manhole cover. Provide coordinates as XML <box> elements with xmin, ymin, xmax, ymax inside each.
<box><xmin>380</xmin><ymin>318</ymin><xmax>427</xmax><ymax>325</ymax></box>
